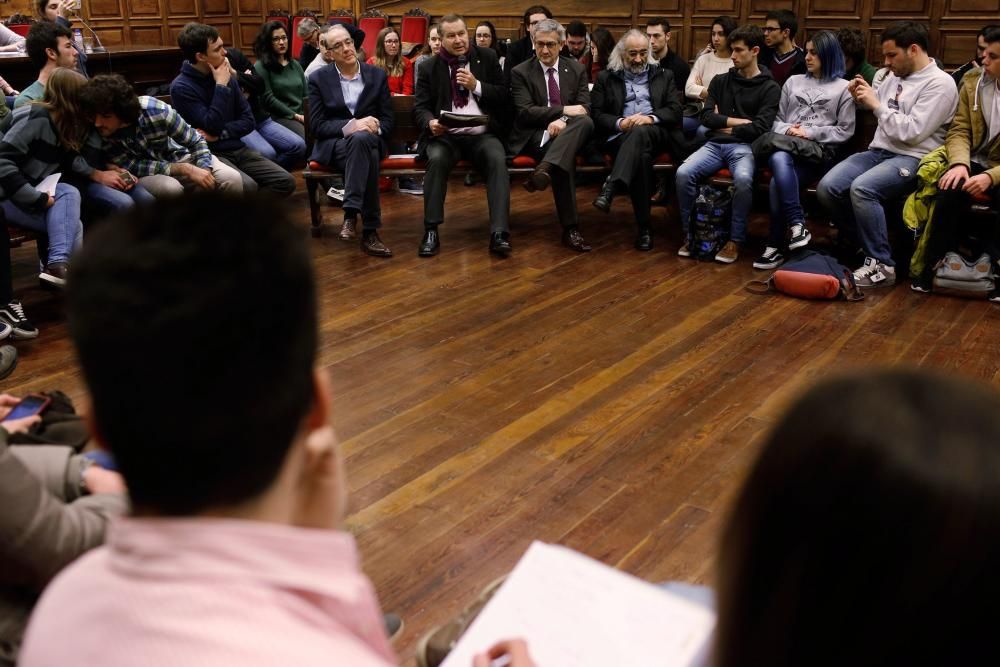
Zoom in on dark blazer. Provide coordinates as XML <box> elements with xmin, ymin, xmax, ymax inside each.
<box><xmin>413</xmin><ymin>45</ymin><xmax>507</xmax><ymax>155</ymax></box>
<box><xmin>307</xmin><ymin>63</ymin><xmax>393</xmax><ymax>166</ymax></box>
<box><xmin>590</xmin><ymin>65</ymin><xmax>687</xmax><ymax>158</ymax></box>
<box><xmin>509</xmin><ymin>55</ymin><xmax>590</xmax><ymax>156</ymax></box>
<box><xmin>503</xmin><ymin>35</ymin><xmax>534</xmax><ymax>83</ymax></box>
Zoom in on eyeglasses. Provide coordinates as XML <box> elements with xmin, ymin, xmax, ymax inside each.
<box><xmin>384</xmin><ymin>38</ymin><xmax>400</xmax><ymax>44</ymax></box>
<box><xmin>272</xmin><ymin>35</ymin><xmax>288</xmax><ymax>42</ymax></box>
<box><xmin>535</xmin><ymin>40</ymin><xmax>559</xmax><ymax>49</ymax></box>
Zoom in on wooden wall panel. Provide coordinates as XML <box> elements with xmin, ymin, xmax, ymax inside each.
<box><xmin>204</xmin><ymin>0</ymin><xmax>232</xmax><ymax>14</ymax></box>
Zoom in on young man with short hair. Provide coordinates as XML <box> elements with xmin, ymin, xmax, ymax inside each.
<box><xmin>504</xmin><ymin>5</ymin><xmax>553</xmax><ymax>82</ymax></box>
<box><xmin>14</xmin><ymin>21</ymin><xmax>76</xmax><ymax>108</ymax></box>
<box><xmin>646</xmin><ymin>17</ymin><xmax>689</xmax><ymax>94</ymax></box>
<box><xmin>170</xmin><ymin>22</ymin><xmax>295</xmax><ymax>197</ymax></box>
<box><xmin>953</xmin><ymin>24</ymin><xmax>999</xmax><ymax>86</ymax></box>
<box><xmin>675</xmin><ymin>24</ymin><xmax>780</xmax><ymax>264</ymax></box>
<box><xmin>759</xmin><ymin>9</ymin><xmax>805</xmax><ymax>87</ymax></box>
<box><xmin>817</xmin><ymin>21</ymin><xmax>958</xmax><ymax>288</ymax></box>
<box><xmin>562</xmin><ymin>20</ymin><xmax>592</xmax><ymax>77</ymax></box>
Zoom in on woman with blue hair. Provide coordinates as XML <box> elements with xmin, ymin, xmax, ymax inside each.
<box><xmin>754</xmin><ymin>30</ymin><xmax>856</xmax><ymax>269</ymax></box>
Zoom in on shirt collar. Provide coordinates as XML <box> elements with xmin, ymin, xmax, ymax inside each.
<box><xmin>538</xmin><ymin>58</ymin><xmax>560</xmax><ymax>75</ymax></box>
<box><xmin>335</xmin><ymin>63</ymin><xmax>362</xmax><ymax>81</ymax></box>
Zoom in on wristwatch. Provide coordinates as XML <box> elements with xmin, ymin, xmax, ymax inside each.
<box><xmin>560</xmin><ymin>115</ymin><xmax>569</xmax><ymax>123</ymax></box>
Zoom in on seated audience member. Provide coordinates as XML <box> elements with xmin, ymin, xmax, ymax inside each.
<box><xmin>754</xmin><ymin>30</ymin><xmax>855</xmax><ymax>270</ymax></box>
<box><xmin>227</xmin><ymin>46</ymin><xmax>307</xmax><ymax>170</ymax></box>
<box><xmin>0</xmin><ymin>212</ymin><xmax>37</xmax><ymax>340</ymax></box>
<box><xmin>35</xmin><ymin>0</ymin><xmax>86</xmax><ymax>77</ymax></box>
<box><xmin>308</xmin><ymin>24</ymin><xmax>393</xmax><ymax>257</ymax></box>
<box><xmin>817</xmin><ymin>21</ymin><xmax>957</xmax><ymax>288</ymax></box>
<box><xmin>254</xmin><ymin>20</ymin><xmax>307</xmax><ymax>141</ymax></box>
<box><xmin>297</xmin><ymin>17</ymin><xmax>321</xmax><ymax>70</ymax></box>
<box><xmin>171</xmin><ymin>22</ymin><xmax>295</xmax><ymax>197</ymax></box>
<box><xmin>368</xmin><ymin>27</ymin><xmax>414</xmax><ymax>95</ymax></box>
<box><xmin>305</xmin><ymin>23</ymin><xmax>338</xmax><ymax>77</ymax></box>
<box><xmin>759</xmin><ymin>10</ymin><xmax>806</xmax><ymax>87</ymax></box>
<box><xmin>910</xmin><ymin>26</ymin><xmax>1000</xmax><ymax>297</ymax></box>
<box><xmin>0</xmin><ymin>69</ymin><xmax>109</xmax><ymax>287</ymax></box>
<box><xmin>561</xmin><ymin>21</ymin><xmax>590</xmax><ymax>76</ymax></box>
<box><xmin>715</xmin><ymin>368</ymin><xmax>1000</xmax><ymax>666</ymax></box>
<box><xmin>80</xmin><ymin>74</ymin><xmax>243</xmax><ymax>197</ymax></box>
<box><xmin>590</xmin><ymin>29</ymin><xmax>686</xmax><ymax>251</ymax></box>
<box><xmin>646</xmin><ymin>17</ymin><xmax>688</xmax><ymax>94</ymax></box>
<box><xmin>510</xmin><ymin>18</ymin><xmax>594</xmax><ymax>252</ymax></box>
<box><xmin>838</xmin><ymin>27</ymin><xmax>876</xmax><ymax>84</ymax></box>
<box><xmin>15</xmin><ymin>21</ymin><xmax>77</xmax><ymax>108</ymax></box>
<box><xmin>413</xmin><ymin>22</ymin><xmax>442</xmax><ymax>87</ymax></box>
<box><xmin>0</xmin><ymin>395</ymin><xmax>126</xmax><ymax>666</ymax></box>
<box><xmin>675</xmin><ymin>25</ymin><xmax>780</xmax><ymax>263</ymax></box>
<box><xmin>588</xmin><ymin>26</ymin><xmax>615</xmax><ymax>82</ymax></box>
<box><xmin>476</xmin><ymin>21</ymin><xmax>504</xmax><ymax>69</ymax></box>
<box><xmin>952</xmin><ymin>24</ymin><xmax>999</xmax><ymax>86</ymax></box>
<box><xmin>504</xmin><ymin>5</ymin><xmax>552</xmax><ymax>83</ymax></box>
<box><xmin>0</xmin><ymin>23</ymin><xmax>25</xmax><ymax>53</ymax></box>
<box><xmin>17</xmin><ymin>193</ymin><xmax>525</xmax><ymax>667</ymax></box>
<box><xmin>683</xmin><ymin>16</ymin><xmax>736</xmax><ymax>136</ymax></box>
<box><xmin>414</xmin><ymin>14</ymin><xmax>511</xmax><ymax>257</ymax></box>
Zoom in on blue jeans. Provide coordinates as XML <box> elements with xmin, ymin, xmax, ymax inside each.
<box><xmin>676</xmin><ymin>141</ymin><xmax>755</xmax><ymax>243</ymax></box>
<box><xmin>816</xmin><ymin>149</ymin><xmax>919</xmax><ymax>266</ymax></box>
<box><xmin>767</xmin><ymin>151</ymin><xmax>821</xmax><ymax>247</ymax></box>
<box><xmin>84</xmin><ymin>182</ymin><xmax>155</xmax><ymax>218</ymax></box>
<box><xmin>241</xmin><ymin>118</ymin><xmax>306</xmax><ymax>169</ymax></box>
<box><xmin>1</xmin><ymin>182</ymin><xmax>82</xmax><ymax>265</ymax></box>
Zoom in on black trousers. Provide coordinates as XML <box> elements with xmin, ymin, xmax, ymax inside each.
<box><xmin>520</xmin><ymin>116</ymin><xmax>594</xmax><ymax>228</ymax></box>
<box><xmin>326</xmin><ymin>131</ymin><xmax>384</xmax><ymax>229</ymax></box>
<box><xmin>0</xmin><ymin>211</ymin><xmax>11</xmax><ymax>304</ymax></box>
<box><xmin>216</xmin><ymin>146</ymin><xmax>296</xmax><ymax>198</ymax></box>
<box><xmin>606</xmin><ymin>124</ymin><xmax>672</xmax><ymax>228</ymax></box>
<box><xmin>921</xmin><ymin>164</ymin><xmax>1000</xmax><ymax>279</ymax></box>
<box><xmin>424</xmin><ymin>133</ymin><xmax>509</xmax><ymax>233</ymax></box>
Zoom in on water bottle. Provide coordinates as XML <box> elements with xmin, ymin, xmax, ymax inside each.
<box><xmin>73</xmin><ymin>28</ymin><xmax>84</xmax><ymax>52</ymax></box>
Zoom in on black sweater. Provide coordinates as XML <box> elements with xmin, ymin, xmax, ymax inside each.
<box><xmin>700</xmin><ymin>67</ymin><xmax>781</xmax><ymax>143</ymax></box>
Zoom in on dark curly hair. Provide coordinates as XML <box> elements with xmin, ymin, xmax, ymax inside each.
<box><xmin>253</xmin><ymin>20</ymin><xmax>289</xmax><ymax>71</ymax></box>
<box><xmin>837</xmin><ymin>27</ymin><xmax>867</xmax><ymax>66</ymax></box>
<box><xmin>79</xmin><ymin>74</ymin><xmax>141</xmax><ymax>122</ymax></box>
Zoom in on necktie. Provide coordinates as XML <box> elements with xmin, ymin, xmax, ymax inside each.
<box><xmin>547</xmin><ymin>67</ymin><xmax>560</xmax><ymax>107</ymax></box>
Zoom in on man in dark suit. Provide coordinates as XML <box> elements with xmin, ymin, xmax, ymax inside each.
<box><xmin>414</xmin><ymin>14</ymin><xmax>511</xmax><ymax>257</ymax></box>
<box><xmin>308</xmin><ymin>24</ymin><xmax>394</xmax><ymax>257</ymax></box>
<box><xmin>503</xmin><ymin>5</ymin><xmax>553</xmax><ymax>84</ymax></box>
<box><xmin>591</xmin><ymin>29</ymin><xmax>686</xmax><ymax>251</ymax></box>
<box><xmin>510</xmin><ymin>18</ymin><xmax>594</xmax><ymax>252</ymax></box>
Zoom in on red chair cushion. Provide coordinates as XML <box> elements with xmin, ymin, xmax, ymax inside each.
<box><xmin>510</xmin><ymin>155</ymin><xmax>537</xmax><ymax>168</ymax></box>
<box><xmin>400</xmin><ymin>16</ymin><xmax>428</xmax><ymax>45</ymax></box>
<box><xmin>380</xmin><ymin>156</ymin><xmax>422</xmax><ymax>169</ymax></box>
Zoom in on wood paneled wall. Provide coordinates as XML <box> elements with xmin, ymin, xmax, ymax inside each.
<box><xmin>3</xmin><ymin>0</ymin><xmax>995</xmax><ymax>65</ymax></box>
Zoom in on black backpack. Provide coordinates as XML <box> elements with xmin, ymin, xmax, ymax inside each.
<box><xmin>690</xmin><ymin>185</ymin><xmax>733</xmax><ymax>261</ymax></box>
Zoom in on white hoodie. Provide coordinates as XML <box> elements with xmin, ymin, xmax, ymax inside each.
<box><xmin>870</xmin><ymin>61</ymin><xmax>958</xmax><ymax>158</ymax></box>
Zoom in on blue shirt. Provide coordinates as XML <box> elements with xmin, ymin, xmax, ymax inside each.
<box><xmin>622</xmin><ymin>68</ymin><xmax>653</xmax><ymax>117</ymax></box>
<box><xmin>335</xmin><ymin>64</ymin><xmax>365</xmax><ymax>116</ymax></box>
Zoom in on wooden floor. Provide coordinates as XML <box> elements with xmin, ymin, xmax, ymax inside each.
<box><xmin>6</xmin><ymin>175</ymin><xmax>1000</xmax><ymax>665</ymax></box>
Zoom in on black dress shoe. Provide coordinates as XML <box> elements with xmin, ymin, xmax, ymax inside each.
<box><xmin>489</xmin><ymin>231</ymin><xmax>512</xmax><ymax>256</ymax></box>
<box><xmin>361</xmin><ymin>231</ymin><xmax>392</xmax><ymax>257</ymax></box>
<box><xmin>338</xmin><ymin>218</ymin><xmax>357</xmax><ymax>241</ymax></box>
<box><xmin>524</xmin><ymin>164</ymin><xmax>552</xmax><ymax>192</ymax></box>
<box><xmin>634</xmin><ymin>228</ymin><xmax>653</xmax><ymax>251</ymax></box>
<box><xmin>562</xmin><ymin>227</ymin><xmax>592</xmax><ymax>252</ymax></box>
<box><xmin>592</xmin><ymin>177</ymin><xmax>615</xmax><ymax>213</ymax></box>
<box><xmin>650</xmin><ymin>183</ymin><xmax>671</xmax><ymax>206</ymax></box>
<box><xmin>418</xmin><ymin>228</ymin><xmax>440</xmax><ymax>257</ymax></box>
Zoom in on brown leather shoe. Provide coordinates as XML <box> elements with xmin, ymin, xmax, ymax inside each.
<box><xmin>524</xmin><ymin>163</ymin><xmax>551</xmax><ymax>192</ymax></box>
<box><xmin>338</xmin><ymin>218</ymin><xmax>357</xmax><ymax>241</ymax></box>
<box><xmin>361</xmin><ymin>231</ymin><xmax>392</xmax><ymax>257</ymax></box>
<box><xmin>562</xmin><ymin>227</ymin><xmax>592</xmax><ymax>252</ymax></box>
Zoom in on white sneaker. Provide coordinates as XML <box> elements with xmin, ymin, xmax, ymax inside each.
<box><xmin>853</xmin><ymin>257</ymin><xmax>896</xmax><ymax>288</ymax></box>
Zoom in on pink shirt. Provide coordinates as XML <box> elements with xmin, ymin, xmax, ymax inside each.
<box><xmin>19</xmin><ymin>517</ymin><xmax>397</xmax><ymax>667</ymax></box>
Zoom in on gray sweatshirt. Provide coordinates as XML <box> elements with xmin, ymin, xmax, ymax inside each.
<box><xmin>772</xmin><ymin>74</ymin><xmax>855</xmax><ymax>144</ymax></box>
<box><xmin>870</xmin><ymin>61</ymin><xmax>958</xmax><ymax>158</ymax></box>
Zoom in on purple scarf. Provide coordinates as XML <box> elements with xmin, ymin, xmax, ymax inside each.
<box><xmin>438</xmin><ymin>48</ymin><xmax>471</xmax><ymax>109</ymax></box>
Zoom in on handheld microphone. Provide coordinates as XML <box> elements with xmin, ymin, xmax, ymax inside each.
<box><xmin>456</xmin><ymin>54</ymin><xmax>468</xmax><ymax>93</ymax></box>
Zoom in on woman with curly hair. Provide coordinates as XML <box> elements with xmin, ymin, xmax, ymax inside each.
<box><xmin>253</xmin><ymin>20</ymin><xmax>308</xmax><ymax>140</ymax></box>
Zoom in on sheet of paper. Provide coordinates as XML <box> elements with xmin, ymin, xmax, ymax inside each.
<box><xmin>539</xmin><ymin>130</ymin><xmax>551</xmax><ymax>148</ymax></box>
<box><xmin>440</xmin><ymin>541</ymin><xmax>716</xmax><ymax>667</ymax></box>
<box><xmin>36</xmin><ymin>173</ymin><xmax>61</xmax><ymax>197</ymax></box>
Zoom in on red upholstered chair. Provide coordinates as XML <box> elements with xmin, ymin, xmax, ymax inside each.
<box><xmin>327</xmin><ymin>9</ymin><xmax>354</xmax><ymax>24</ymax></box>
<box><xmin>358</xmin><ymin>9</ymin><xmax>388</xmax><ymax>58</ymax></box>
<box><xmin>4</xmin><ymin>13</ymin><xmax>34</xmax><ymax>36</ymax></box>
<box><xmin>265</xmin><ymin>12</ymin><xmax>290</xmax><ymax>32</ymax></box>
<box><xmin>291</xmin><ymin>10</ymin><xmax>318</xmax><ymax>60</ymax></box>
<box><xmin>400</xmin><ymin>8</ymin><xmax>430</xmax><ymax>58</ymax></box>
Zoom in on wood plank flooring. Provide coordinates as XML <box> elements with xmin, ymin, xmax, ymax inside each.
<box><xmin>5</xmin><ymin>175</ymin><xmax>1000</xmax><ymax>665</ymax></box>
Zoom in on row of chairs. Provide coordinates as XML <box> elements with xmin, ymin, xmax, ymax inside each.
<box><xmin>265</xmin><ymin>8</ymin><xmax>430</xmax><ymax>62</ymax></box>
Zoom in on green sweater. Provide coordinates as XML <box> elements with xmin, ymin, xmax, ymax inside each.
<box><xmin>253</xmin><ymin>58</ymin><xmax>306</xmax><ymax>119</ymax></box>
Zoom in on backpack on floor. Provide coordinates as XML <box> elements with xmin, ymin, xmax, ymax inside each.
<box><xmin>746</xmin><ymin>250</ymin><xmax>865</xmax><ymax>301</ymax></box>
<box><xmin>932</xmin><ymin>252</ymin><xmax>995</xmax><ymax>298</ymax></box>
<box><xmin>690</xmin><ymin>185</ymin><xmax>733</xmax><ymax>261</ymax></box>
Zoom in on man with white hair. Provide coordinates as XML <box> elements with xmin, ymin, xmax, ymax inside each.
<box><xmin>590</xmin><ymin>29</ymin><xmax>686</xmax><ymax>251</ymax></box>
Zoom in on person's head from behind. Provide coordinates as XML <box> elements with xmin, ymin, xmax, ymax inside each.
<box><xmin>565</xmin><ymin>20</ymin><xmax>587</xmax><ymax>58</ymax></box>
<box><xmin>253</xmin><ymin>20</ymin><xmax>289</xmax><ymax>67</ymax></box>
<box><xmin>715</xmin><ymin>368</ymin><xmax>1000</xmax><ymax>666</ymax></box>
<box><xmin>837</xmin><ymin>27</ymin><xmax>866</xmax><ymax>72</ymax></box>
<box><xmin>727</xmin><ymin>24</ymin><xmax>763</xmax><ymax>71</ymax></box>
<box><xmin>981</xmin><ymin>27</ymin><xmax>1000</xmax><ymax>80</ymax></box>
<box><xmin>178</xmin><ymin>22</ymin><xmax>225</xmax><ymax>68</ymax></box>
<box><xmin>522</xmin><ymin>5</ymin><xmax>552</xmax><ymax>36</ymax></box>
<box><xmin>645</xmin><ymin>17</ymin><xmax>671</xmax><ymax>59</ymax></box>
<box><xmin>763</xmin><ymin>9</ymin><xmax>797</xmax><ymax>49</ymax></box>
<box><xmin>711</xmin><ymin>15</ymin><xmax>737</xmax><ymax>54</ymax></box>
<box><xmin>26</xmin><ymin>20</ymin><xmax>75</xmax><ymax>72</ymax></box>
<box><xmin>804</xmin><ymin>29</ymin><xmax>845</xmax><ymax>81</ymax></box>
<box><xmin>67</xmin><ymin>194</ymin><xmax>341</xmax><ymax>524</ymax></box>
<box><xmin>40</xmin><ymin>67</ymin><xmax>87</xmax><ymax>151</ymax></box>
<box><xmin>881</xmin><ymin>20</ymin><xmax>930</xmax><ymax>77</ymax></box>
<box><xmin>589</xmin><ymin>26</ymin><xmax>615</xmax><ymax>67</ymax></box>
<box><xmin>475</xmin><ymin>21</ymin><xmax>497</xmax><ymax>52</ymax></box>
<box><xmin>79</xmin><ymin>74</ymin><xmax>141</xmax><ymax>138</ymax></box>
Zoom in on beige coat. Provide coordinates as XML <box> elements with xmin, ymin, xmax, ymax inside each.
<box><xmin>946</xmin><ymin>67</ymin><xmax>1000</xmax><ymax>185</ymax></box>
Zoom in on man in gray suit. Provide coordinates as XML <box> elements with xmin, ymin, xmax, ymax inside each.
<box><xmin>510</xmin><ymin>19</ymin><xmax>594</xmax><ymax>252</ymax></box>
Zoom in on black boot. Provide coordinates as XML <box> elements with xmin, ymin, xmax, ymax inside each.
<box><xmin>592</xmin><ymin>177</ymin><xmax>616</xmax><ymax>213</ymax></box>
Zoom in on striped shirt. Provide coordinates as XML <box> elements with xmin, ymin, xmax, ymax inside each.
<box><xmin>102</xmin><ymin>96</ymin><xmax>213</xmax><ymax>177</ymax></box>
